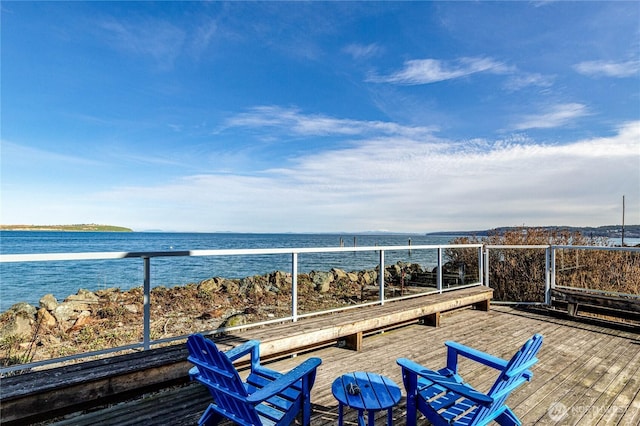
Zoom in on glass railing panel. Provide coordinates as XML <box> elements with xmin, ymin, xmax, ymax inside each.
<box><xmin>554</xmin><ymin>247</ymin><xmax>640</xmax><ymax>295</ymax></box>
<box><xmin>486</xmin><ymin>247</ymin><xmax>547</xmax><ymax>303</ymax></box>
<box><xmin>382</xmin><ymin>248</ymin><xmax>439</xmax><ymax>300</ymax></box>
<box><xmin>295</xmin><ymin>250</ymin><xmax>380</xmax><ymax>315</ymax></box>
<box><xmin>1</xmin><ymin>257</ymin><xmax>144</xmax><ymax>365</ymax></box>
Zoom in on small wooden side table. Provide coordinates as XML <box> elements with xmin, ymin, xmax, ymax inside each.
<box><xmin>331</xmin><ymin>371</ymin><xmax>402</xmax><ymax>426</ymax></box>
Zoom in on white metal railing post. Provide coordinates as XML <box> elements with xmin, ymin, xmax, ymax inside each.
<box><xmin>544</xmin><ymin>247</ymin><xmax>551</xmax><ymax>305</ymax></box>
<box><xmin>142</xmin><ymin>257</ymin><xmax>151</xmax><ymax>351</ymax></box>
<box><xmin>437</xmin><ymin>247</ymin><xmax>443</xmax><ymax>293</ymax></box>
<box><xmin>292</xmin><ymin>252</ymin><xmax>298</xmax><ymax>322</ymax></box>
<box><xmin>478</xmin><ymin>246</ymin><xmax>484</xmax><ymax>286</ymax></box>
<box><xmin>379</xmin><ymin>249</ymin><xmax>385</xmax><ymax>305</ymax></box>
<box><xmin>548</xmin><ymin>246</ymin><xmax>556</xmax><ymax>305</ymax></box>
<box><xmin>484</xmin><ymin>247</ymin><xmax>490</xmax><ymax>288</ymax></box>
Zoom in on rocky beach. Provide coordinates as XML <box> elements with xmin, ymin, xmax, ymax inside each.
<box><xmin>1</xmin><ymin>262</ymin><xmax>442</xmax><ymax>366</ymax></box>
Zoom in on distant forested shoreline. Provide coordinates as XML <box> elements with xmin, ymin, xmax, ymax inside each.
<box><xmin>428</xmin><ymin>225</ymin><xmax>640</xmax><ymax>238</ymax></box>
<box><xmin>0</xmin><ymin>224</ymin><xmax>133</xmax><ymax>232</ymax></box>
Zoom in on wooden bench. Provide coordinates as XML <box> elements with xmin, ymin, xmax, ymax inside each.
<box><xmin>0</xmin><ymin>286</ymin><xmax>492</xmax><ymax>425</ymax></box>
<box><xmin>551</xmin><ymin>288</ymin><xmax>640</xmax><ymax>326</ymax></box>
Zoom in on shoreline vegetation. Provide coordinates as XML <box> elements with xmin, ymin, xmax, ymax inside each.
<box><xmin>0</xmin><ymin>224</ymin><xmax>133</xmax><ymax>232</ymax></box>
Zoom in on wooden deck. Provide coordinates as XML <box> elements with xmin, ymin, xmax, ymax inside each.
<box><xmin>48</xmin><ymin>305</ymin><xmax>640</xmax><ymax>425</ymax></box>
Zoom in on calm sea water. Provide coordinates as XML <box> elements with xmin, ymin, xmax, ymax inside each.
<box><xmin>0</xmin><ymin>232</ymin><xmax>460</xmax><ymax>311</ymax></box>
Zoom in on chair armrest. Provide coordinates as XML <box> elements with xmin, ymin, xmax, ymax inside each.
<box><xmin>397</xmin><ymin>358</ymin><xmax>493</xmax><ymax>406</ymax></box>
<box><xmin>246</xmin><ymin>357</ymin><xmax>322</xmax><ymax>404</ymax></box>
<box><xmin>225</xmin><ymin>340</ymin><xmax>260</xmax><ymax>363</ymax></box>
<box><xmin>445</xmin><ymin>340</ymin><xmax>508</xmax><ymax>372</ymax></box>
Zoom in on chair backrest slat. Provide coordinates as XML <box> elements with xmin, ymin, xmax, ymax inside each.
<box><xmin>471</xmin><ymin>333</ymin><xmax>543</xmax><ymax>425</ymax></box>
<box><xmin>187</xmin><ymin>334</ymin><xmax>262</xmax><ymax>425</ymax></box>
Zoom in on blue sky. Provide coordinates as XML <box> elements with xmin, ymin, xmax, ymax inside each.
<box><xmin>2</xmin><ymin>1</ymin><xmax>639</xmax><ymax>233</ymax></box>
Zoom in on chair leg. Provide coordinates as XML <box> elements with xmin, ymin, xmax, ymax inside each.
<box><xmin>301</xmin><ymin>397</ymin><xmax>312</xmax><ymax>426</ymax></box>
<box><xmin>199</xmin><ymin>405</ymin><xmax>223</xmax><ymax>426</ymax></box>
<box><xmin>495</xmin><ymin>407</ymin><xmax>521</xmax><ymax>426</ymax></box>
<box><xmin>404</xmin><ymin>395</ymin><xmax>418</xmax><ymax>426</ymax></box>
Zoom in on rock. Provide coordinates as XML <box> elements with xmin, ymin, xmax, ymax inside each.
<box><xmin>64</xmin><ymin>290</ymin><xmax>99</xmax><ymax>311</ymax></box>
<box><xmin>53</xmin><ymin>303</ymin><xmax>76</xmax><ymax>324</ymax></box>
<box><xmin>96</xmin><ymin>288</ymin><xmax>121</xmax><ymax>302</ymax></box>
<box><xmin>360</xmin><ymin>270</ymin><xmax>377</xmax><ymax>285</ymax></box>
<box><xmin>39</xmin><ymin>294</ymin><xmax>58</xmax><ymax>311</ymax></box>
<box><xmin>199</xmin><ymin>278</ymin><xmax>223</xmax><ymax>293</ymax></box>
<box><xmin>312</xmin><ymin>271</ymin><xmax>334</xmax><ymax>293</ymax></box>
<box><xmin>223</xmin><ymin>279</ymin><xmax>240</xmax><ymax>295</ymax></box>
<box><xmin>347</xmin><ymin>272</ymin><xmax>359</xmax><ymax>282</ymax></box>
<box><xmin>37</xmin><ymin>308</ymin><xmax>57</xmax><ymax>329</ymax></box>
<box><xmin>270</xmin><ymin>271</ymin><xmax>291</xmax><ymax>289</ymax></box>
<box><xmin>0</xmin><ymin>306</ymin><xmax>34</xmax><ymax>340</ymax></box>
<box><xmin>77</xmin><ymin>289</ymin><xmax>100</xmax><ymax>302</ymax></box>
<box><xmin>9</xmin><ymin>302</ymin><xmax>37</xmax><ymax>318</ymax></box>
<box><xmin>67</xmin><ymin>311</ymin><xmax>92</xmax><ymax>332</ymax></box>
<box><xmin>0</xmin><ymin>302</ymin><xmax>37</xmax><ymax>339</ymax></box>
<box><xmin>332</xmin><ymin>268</ymin><xmax>348</xmax><ymax>280</ymax></box>
<box><xmin>225</xmin><ymin>314</ymin><xmax>247</xmax><ymax>328</ymax></box>
<box><xmin>124</xmin><ymin>304</ymin><xmax>138</xmax><ymax>314</ymax></box>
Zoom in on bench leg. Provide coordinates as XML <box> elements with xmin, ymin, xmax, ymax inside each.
<box><xmin>474</xmin><ymin>299</ymin><xmax>490</xmax><ymax>311</ymax></box>
<box><xmin>567</xmin><ymin>303</ymin><xmax>579</xmax><ymax>316</ymax></box>
<box><xmin>343</xmin><ymin>332</ymin><xmax>363</xmax><ymax>351</ymax></box>
<box><xmin>423</xmin><ymin>312</ymin><xmax>440</xmax><ymax>327</ymax></box>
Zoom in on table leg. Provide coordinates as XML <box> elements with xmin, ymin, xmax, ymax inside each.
<box><xmin>387</xmin><ymin>407</ymin><xmax>393</xmax><ymax>425</ymax></box>
<box><xmin>338</xmin><ymin>402</ymin><xmax>344</xmax><ymax>426</ymax></box>
<box><xmin>368</xmin><ymin>409</ymin><xmax>375</xmax><ymax>426</ymax></box>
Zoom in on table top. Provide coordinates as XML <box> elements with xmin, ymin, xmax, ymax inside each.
<box><xmin>331</xmin><ymin>372</ymin><xmax>402</xmax><ymax>411</ymax></box>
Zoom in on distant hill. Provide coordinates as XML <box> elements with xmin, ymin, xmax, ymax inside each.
<box><xmin>428</xmin><ymin>225</ymin><xmax>640</xmax><ymax>238</ymax></box>
<box><xmin>0</xmin><ymin>224</ymin><xmax>133</xmax><ymax>232</ymax></box>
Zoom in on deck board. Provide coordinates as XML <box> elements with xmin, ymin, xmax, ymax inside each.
<box><xmin>47</xmin><ymin>305</ymin><xmax>640</xmax><ymax>425</ymax></box>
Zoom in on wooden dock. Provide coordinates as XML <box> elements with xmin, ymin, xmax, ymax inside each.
<box><xmin>45</xmin><ymin>304</ymin><xmax>640</xmax><ymax>425</ymax></box>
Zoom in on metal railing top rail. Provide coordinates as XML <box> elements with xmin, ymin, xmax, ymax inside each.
<box><xmin>552</xmin><ymin>244</ymin><xmax>640</xmax><ymax>252</ymax></box>
<box><xmin>0</xmin><ymin>243</ymin><xmax>483</xmax><ymax>263</ymax></box>
<box><xmin>485</xmin><ymin>245</ymin><xmax>549</xmax><ymax>249</ymax></box>
<box><xmin>486</xmin><ymin>244</ymin><xmax>640</xmax><ymax>252</ymax></box>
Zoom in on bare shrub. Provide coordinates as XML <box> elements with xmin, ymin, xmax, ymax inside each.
<box><xmin>447</xmin><ymin>228</ymin><xmax>638</xmax><ymax>302</ymax></box>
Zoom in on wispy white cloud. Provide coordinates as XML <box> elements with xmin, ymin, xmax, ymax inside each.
<box><xmin>504</xmin><ymin>72</ymin><xmax>555</xmax><ymax>91</ymax></box>
<box><xmin>1</xmin><ymin>140</ymin><xmax>103</xmax><ymax>167</ymax></box>
<box><xmin>343</xmin><ymin>43</ymin><xmax>382</xmax><ymax>59</ymax></box>
<box><xmin>368</xmin><ymin>57</ymin><xmax>512</xmax><ymax>85</ymax></box>
<box><xmin>52</xmin><ymin>120</ymin><xmax>638</xmax><ymax>233</ymax></box>
<box><xmin>574</xmin><ymin>59</ymin><xmax>640</xmax><ymax>78</ymax></box>
<box><xmin>512</xmin><ymin>103</ymin><xmax>590</xmax><ymax>130</ymax></box>
<box><xmin>99</xmin><ymin>18</ymin><xmax>186</xmax><ymax>70</ymax></box>
<box><xmin>223</xmin><ymin>106</ymin><xmax>439</xmax><ymax>138</ymax></box>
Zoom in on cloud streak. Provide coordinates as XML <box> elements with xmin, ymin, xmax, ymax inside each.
<box><xmin>512</xmin><ymin>103</ymin><xmax>590</xmax><ymax>130</ymax></box>
<box><xmin>223</xmin><ymin>106</ymin><xmax>439</xmax><ymax>138</ymax></box>
<box><xmin>574</xmin><ymin>60</ymin><xmax>640</xmax><ymax>78</ymax></box>
<box><xmin>369</xmin><ymin>57</ymin><xmax>511</xmax><ymax>85</ymax></box>
<box><xmin>99</xmin><ymin>17</ymin><xmax>186</xmax><ymax>70</ymax></box>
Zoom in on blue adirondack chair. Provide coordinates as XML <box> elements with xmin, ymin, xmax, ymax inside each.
<box><xmin>187</xmin><ymin>334</ymin><xmax>322</xmax><ymax>426</ymax></box>
<box><xmin>397</xmin><ymin>333</ymin><xmax>543</xmax><ymax>426</ymax></box>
